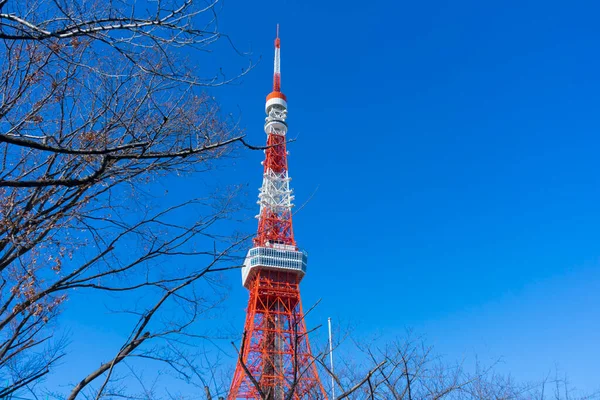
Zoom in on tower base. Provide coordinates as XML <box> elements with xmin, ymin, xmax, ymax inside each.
<box><xmin>229</xmin><ymin>269</ymin><xmax>327</xmax><ymax>400</ymax></box>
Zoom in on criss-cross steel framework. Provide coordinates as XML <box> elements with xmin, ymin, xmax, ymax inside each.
<box><xmin>228</xmin><ymin>28</ymin><xmax>327</xmax><ymax>400</ymax></box>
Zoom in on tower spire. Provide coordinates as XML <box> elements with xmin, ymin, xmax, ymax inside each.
<box><xmin>255</xmin><ymin>27</ymin><xmax>293</xmax><ymax>249</ymax></box>
<box><xmin>273</xmin><ymin>24</ymin><xmax>281</xmax><ymax>92</ymax></box>
<box><xmin>228</xmin><ymin>27</ymin><xmax>327</xmax><ymax>400</ymax></box>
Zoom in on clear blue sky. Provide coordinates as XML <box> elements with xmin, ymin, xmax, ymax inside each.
<box><xmin>51</xmin><ymin>0</ymin><xmax>600</xmax><ymax>396</ymax></box>
<box><xmin>214</xmin><ymin>0</ymin><xmax>600</xmax><ymax>392</ymax></box>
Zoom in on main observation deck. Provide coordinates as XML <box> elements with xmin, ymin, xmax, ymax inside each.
<box><xmin>242</xmin><ymin>244</ymin><xmax>308</xmax><ymax>287</ymax></box>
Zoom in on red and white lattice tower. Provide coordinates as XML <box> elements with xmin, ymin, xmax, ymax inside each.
<box><xmin>228</xmin><ymin>27</ymin><xmax>327</xmax><ymax>400</ymax></box>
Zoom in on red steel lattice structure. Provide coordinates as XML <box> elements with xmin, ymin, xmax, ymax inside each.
<box><xmin>228</xmin><ymin>28</ymin><xmax>327</xmax><ymax>400</ymax></box>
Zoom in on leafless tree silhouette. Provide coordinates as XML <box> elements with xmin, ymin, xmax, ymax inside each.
<box><xmin>322</xmin><ymin>333</ymin><xmax>600</xmax><ymax>400</ymax></box>
<box><xmin>0</xmin><ymin>0</ymin><xmax>256</xmax><ymax>398</ymax></box>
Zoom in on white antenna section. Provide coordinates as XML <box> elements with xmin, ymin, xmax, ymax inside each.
<box><xmin>328</xmin><ymin>317</ymin><xmax>335</xmax><ymax>399</ymax></box>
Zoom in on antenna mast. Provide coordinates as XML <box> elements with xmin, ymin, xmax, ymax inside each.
<box><xmin>328</xmin><ymin>317</ymin><xmax>335</xmax><ymax>399</ymax></box>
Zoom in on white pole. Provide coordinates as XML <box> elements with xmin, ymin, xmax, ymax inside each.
<box><xmin>328</xmin><ymin>317</ymin><xmax>335</xmax><ymax>399</ymax></box>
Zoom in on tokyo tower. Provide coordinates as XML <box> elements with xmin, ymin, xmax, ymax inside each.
<box><xmin>228</xmin><ymin>27</ymin><xmax>327</xmax><ymax>400</ymax></box>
